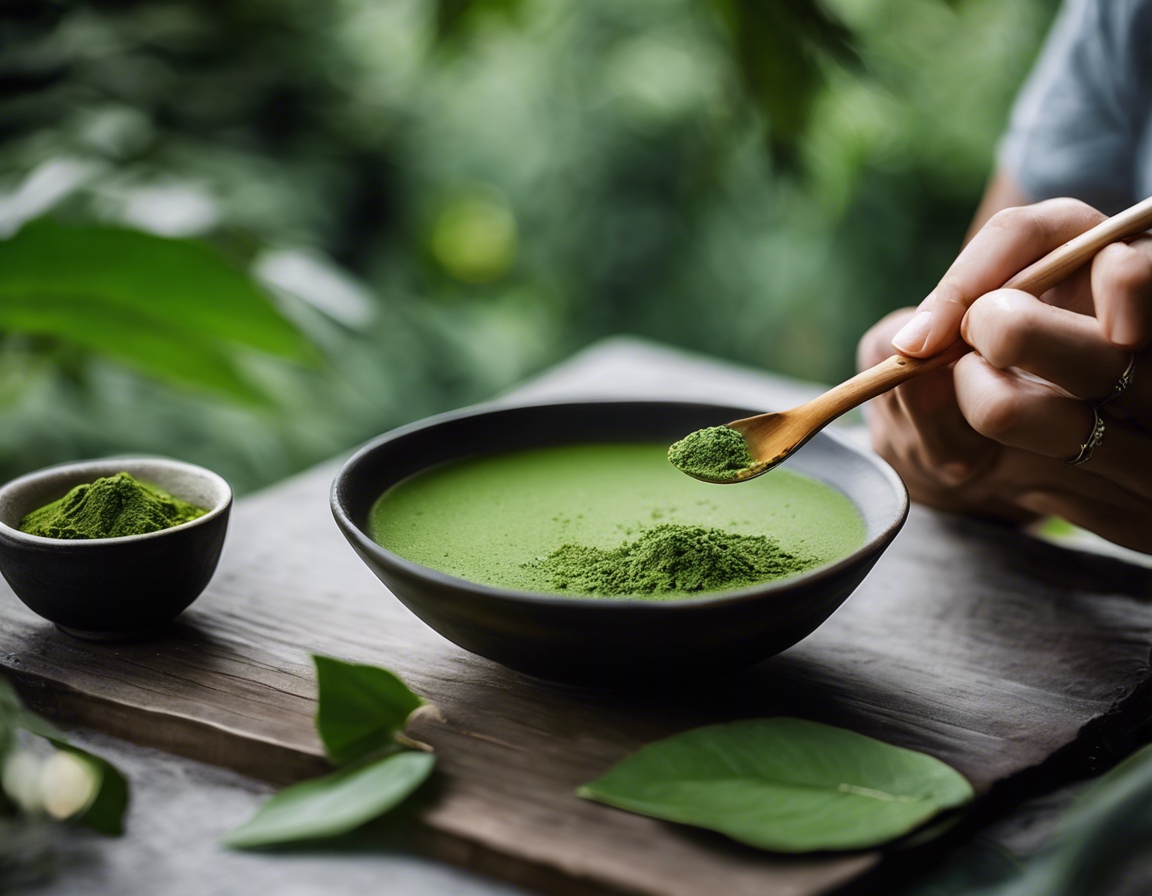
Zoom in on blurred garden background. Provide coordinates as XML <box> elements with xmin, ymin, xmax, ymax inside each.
<box><xmin>0</xmin><ymin>0</ymin><xmax>1058</xmax><ymax>494</ymax></box>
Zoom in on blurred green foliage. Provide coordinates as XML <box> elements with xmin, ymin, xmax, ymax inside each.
<box><xmin>0</xmin><ymin>221</ymin><xmax>313</xmax><ymax>401</ymax></box>
<box><xmin>0</xmin><ymin>0</ymin><xmax>1057</xmax><ymax>492</ymax></box>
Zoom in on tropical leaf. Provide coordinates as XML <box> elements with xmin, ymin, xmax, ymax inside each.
<box><xmin>977</xmin><ymin>743</ymin><xmax>1152</xmax><ymax>896</ymax></box>
<box><xmin>719</xmin><ymin>0</ymin><xmax>860</xmax><ymax>158</ymax></box>
<box><xmin>436</xmin><ymin>0</ymin><xmax>525</xmax><ymax>42</ymax></box>
<box><xmin>0</xmin><ymin>221</ymin><xmax>310</xmax><ymax>356</ymax></box>
<box><xmin>0</xmin><ymin>220</ymin><xmax>313</xmax><ymax>401</ymax></box>
<box><xmin>222</xmin><ymin>751</ymin><xmax>435</xmax><ymax>849</ymax></box>
<box><xmin>580</xmin><ymin>718</ymin><xmax>973</xmax><ymax>852</ymax></box>
<box><xmin>312</xmin><ymin>655</ymin><xmax>425</xmax><ymax>766</ymax></box>
<box><xmin>0</xmin><ymin>298</ymin><xmax>266</xmax><ymax>403</ymax></box>
<box><xmin>0</xmin><ymin>675</ymin><xmax>129</xmax><ymax>836</ymax></box>
<box><xmin>42</xmin><ymin>743</ymin><xmax>130</xmax><ymax>837</ymax></box>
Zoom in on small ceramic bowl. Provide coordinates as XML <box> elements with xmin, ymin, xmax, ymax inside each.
<box><xmin>0</xmin><ymin>457</ymin><xmax>232</xmax><ymax>639</ymax></box>
<box><xmin>332</xmin><ymin>400</ymin><xmax>908</xmax><ymax>685</ymax></box>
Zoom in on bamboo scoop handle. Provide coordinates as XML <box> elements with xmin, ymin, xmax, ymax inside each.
<box><xmin>804</xmin><ymin>195</ymin><xmax>1152</xmax><ymax>418</ymax></box>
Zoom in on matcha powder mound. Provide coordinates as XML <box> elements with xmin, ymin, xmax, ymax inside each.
<box><xmin>668</xmin><ymin>426</ymin><xmax>754</xmax><ymax>481</ymax></box>
<box><xmin>18</xmin><ymin>472</ymin><xmax>207</xmax><ymax>540</ymax></box>
<box><xmin>526</xmin><ymin>524</ymin><xmax>816</xmax><ymax>597</ymax></box>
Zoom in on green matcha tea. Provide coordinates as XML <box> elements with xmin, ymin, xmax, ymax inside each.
<box><xmin>19</xmin><ymin>472</ymin><xmax>207</xmax><ymax>540</ymax></box>
<box><xmin>369</xmin><ymin>444</ymin><xmax>865</xmax><ymax>600</ymax></box>
<box><xmin>668</xmin><ymin>426</ymin><xmax>755</xmax><ymax>481</ymax></box>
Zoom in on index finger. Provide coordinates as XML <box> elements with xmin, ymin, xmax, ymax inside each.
<box><xmin>892</xmin><ymin>198</ymin><xmax>1106</xmax><ymax>357</ymax></box>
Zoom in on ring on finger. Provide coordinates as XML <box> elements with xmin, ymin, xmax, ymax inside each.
<box><xmin>1064</xmin><ymin>404</ymin><xmax>1106</xmax><ymax>466</ymax></box>
<box><xmin>1098</xmin><ymin>352</ymin><xmax>1137</xmax><ymax>406</ymax></box>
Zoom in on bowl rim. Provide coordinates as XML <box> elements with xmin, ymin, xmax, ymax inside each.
<box><xmin>331</xmin><ymin>397</ymin><xmax>909</xmax><ymax>611</ymax></box>
<box><xmin>0</xmin><ymin>456</ymin><xmax>233</xmax><ymax>547</ymax></box>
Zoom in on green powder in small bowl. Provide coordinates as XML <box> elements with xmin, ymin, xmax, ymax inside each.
<box><xmin>19</xmin><ymin>472</ymin><xmax>207</xmax><ymax>540</ymax></box>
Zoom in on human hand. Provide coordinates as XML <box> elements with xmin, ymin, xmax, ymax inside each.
<box><xmin>858</xmin><ymin>198</ymin><xmax>1152</xmax><ymax>552</ymax></box>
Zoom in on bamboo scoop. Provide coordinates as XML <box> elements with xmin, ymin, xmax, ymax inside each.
<box><xmin>678</xmin><ymin>194</ymin><xmax>1152</xmax><ymax>483</ymax></box>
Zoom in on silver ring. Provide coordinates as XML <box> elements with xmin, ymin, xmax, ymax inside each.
<box><xmin>1065</xmin><ymin>404</ymin><xmax>1105</xmax><ymax>466</ymax></box>
<box><xmin>1099</xmin><ymin>353</ymin><xmax>1137</xmax><ymax>406</ymax></box>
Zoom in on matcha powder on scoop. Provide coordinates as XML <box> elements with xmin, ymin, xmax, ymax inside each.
<box><xmin>19</xmin><ymin>472</ymin><xmax>207</xmax><ymax>540</ymax></box>
<box><xmin>668</xmin><ymin>426</ymin><xmax>754</xmax><ymax>481</ymax></box>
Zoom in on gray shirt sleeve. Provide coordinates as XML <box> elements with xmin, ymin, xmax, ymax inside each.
<box><xmin>997</xmin><ymin>0</ymin><xmax>1152</xmax><ymax>214</ymax></box>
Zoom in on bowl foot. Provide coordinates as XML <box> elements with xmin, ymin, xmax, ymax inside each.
<box><xmin>55</xmin><ymin>623</ymin><xmax>167</xmax><ymax>642</ymax></box>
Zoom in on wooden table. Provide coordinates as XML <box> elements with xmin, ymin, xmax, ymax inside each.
<box><xmin>6</xmin><ymin>337</ymin><xmax>1152</xmax><ymax>896</ymax></box>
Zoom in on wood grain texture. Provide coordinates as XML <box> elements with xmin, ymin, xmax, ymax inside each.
<box><xmin>3</xmin><ymin>338</ymin><xmax>1152</xmax><ymax>896</ymax></box>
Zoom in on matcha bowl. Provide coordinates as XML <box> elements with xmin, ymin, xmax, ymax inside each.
<box><xmin>0</xmin><ymin>458</ymin><xmax>232</xmax><ymax>639</ymax></box>
<box><xmin>332</xmin><ymin>401</ymin><xmax>908</xmax><ymax>685</ymax></box>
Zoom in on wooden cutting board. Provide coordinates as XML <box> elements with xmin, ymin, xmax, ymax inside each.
<box><xmin>4</xmin><ymin>339</ymin><xmax>1152</xmax><ymax>896</ymax></box>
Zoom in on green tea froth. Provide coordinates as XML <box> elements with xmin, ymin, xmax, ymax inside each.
<box><xmin>370</xmin><ymin>444</ymin><xmax>865</xmax><ymax>600</ymax></box>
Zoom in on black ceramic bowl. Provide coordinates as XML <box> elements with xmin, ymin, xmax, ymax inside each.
<box><xmin>332</xmin><ymin>401</ymin><xmax>907</xmax><ymax>685</ymax></box>
<box><xmin>0</xmin><ymin>457</ymin><xmax>232</xmax><ymax>639</ymax></box>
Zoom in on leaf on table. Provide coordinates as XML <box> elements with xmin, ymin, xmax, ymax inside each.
<box><xmin>579</xmin><ymin>717</ymin><xmax>974</xmax><ymax>852</ymax></box>
<box><xmin>895</xmin><ymin>811</ymin><xmax>965</xmax><ymax>850</ymax></box>
<box><xmin>222</xmin><ymin>751</ymin><xmax>435</xmax><ymax>849</ymax></box>
<box><xmin>312</xmin><ymin>655</ymin><xmax>427</xmax><ymax>766</ymax></box>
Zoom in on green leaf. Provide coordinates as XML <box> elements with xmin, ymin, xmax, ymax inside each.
<box><xmin>0</xmin><ymin>220</ymin><xmax>314</xmax><ymax>400</ymax></box>
<box><xmin>719</xmin><ymin>0</ymin><xmax>859</xmax><ymax>159</ymax></box>
<box><xmin>15</xmin><ymin>710</ymin><xmax>64</xmax><ymax>742</ymax></box>
<box><xmin>0</xmin><ymin>298</ymin><xmax>266</xmax><ymax>403</ymax></box>
<box><xmin>979</xmin><ymin>742</ymin><xmax>1152</xmax><ymax>896</ymax></box>
<box><xmin>0</xmin><ymin>675</ymin><xmax>128</xmax><ymax>835</ymax></box>
<box><xmin>312</xmin><ymin>655</ymin><xmax>424</xmax><ymax>766</ymax></box>
<box><xmin>45</xmin><ymin>742</ymin><xmax>130</xmax><ymax>836</ymax></box>
<box><xmin>0</xmin><ymin>220</ymin><xmax>310</xmax><ymax>358</ymax></box>
<box><xmin>579</xmin><ymin>718</ymin><xmax>973</xmax><ymax>852</ymax></box>
<box><xmin>222</xmin><ymin>751</ymin><xmax>435</xmax><ymax>849</ymax></box>
<box><xmin>436</xmin><ymin>0</ymin><xmax>524</xmax><ymax>43</ymax></box>
<box><xmin>0</xmin><ymin>679</ymin><xmax>61</xmax><ymax>756</ymax></box>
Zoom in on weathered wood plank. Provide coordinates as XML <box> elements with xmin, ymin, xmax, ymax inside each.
<box><xmin>2</xmin><ymin>338</ymin><xmax>1152</xmax><ymax>896</ymax></box>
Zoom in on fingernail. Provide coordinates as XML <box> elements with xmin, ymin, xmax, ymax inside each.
<box><xmin>893</xmin><ymin>311</ymin><xmax>933</xmax><ymax>354</ymax></box>
<box><xmin>938</xmin><ymin>462</ymin><xmax>971</xmax><ymax>485</ymax></box>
